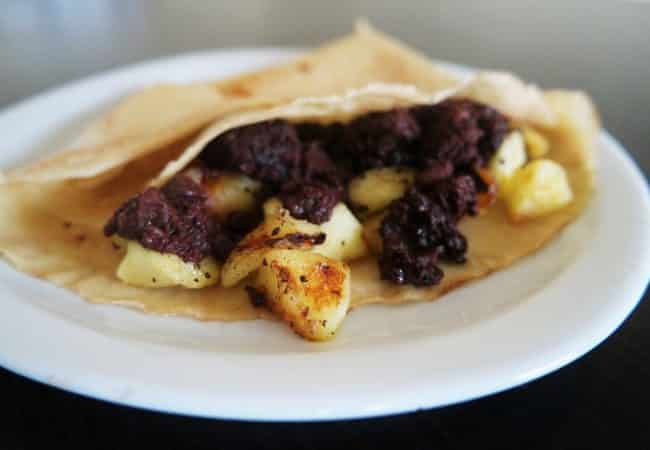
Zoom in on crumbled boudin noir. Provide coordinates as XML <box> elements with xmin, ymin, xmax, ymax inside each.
<box><xmin>341</xmin><ymin>108</ymin><xmax>421</xmax><ymax>170</ymax></box>
<box><xmin>201</xmin><ymin>119</ymin><xmax>302</xmax><ymax>185</ymax></box>
<box><xmin>378</xmin><ymin>178</ymin><xmax>475</xmax><ymax>286</ymax></box>
<box><xmin>278</xmin><ymin>181</ymin><xmax>342</xmax><ymax>225</ymax></box>
<box><xmin>104</xmin><ymin>176</ymin><xmax>212</xmax><ymax>263</ymax></box>
<box><xmin>278</xmin><ymin>141</ymin><xmax>344</xmax><ymax>224</ymax></box>
<box><xmin>416</xmin><ymin>98</ymin><xmax>510</xmax><ymax>169</ymax></box>
<box><xmin>104</xmin><ymin>176</ymin><xmax>259</xmax><ymax>263</ymax></box>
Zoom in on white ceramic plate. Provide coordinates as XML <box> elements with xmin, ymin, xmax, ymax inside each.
<box><xmin>0</xmin><ymin>50</ymin><xmax>648</xmax><ymax>421</ymax></box>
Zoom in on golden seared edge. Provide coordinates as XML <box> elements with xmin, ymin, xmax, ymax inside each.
<box><xmin>222</xmin><ymin>198</ymin><xmax>368</xmax><ymax>287</ymax></box>
<box><xmin>254</xmin><ymin>249</ymin><xmax>351</xmax><ymax>341</ymax></box>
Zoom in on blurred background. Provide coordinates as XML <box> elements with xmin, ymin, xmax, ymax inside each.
<box><xmin>0</xmin><ymin>0</ymin><xmax>648</xmax><ymax>170</ymax></box>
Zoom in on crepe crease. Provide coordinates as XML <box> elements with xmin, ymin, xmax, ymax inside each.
<box><xmin>0</xmin><ymin>24</ymin><xmax>598</xmax><ymax>322</ymax></box>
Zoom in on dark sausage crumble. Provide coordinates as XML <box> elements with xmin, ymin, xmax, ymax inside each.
<box><xmin>341</xmin><ymin>108</ymin><xmax>421</xmax><ymax>171</ymax></box>
<box><xmin>103</xmin><ymin>175</ymin><xmax>260</xmax><ymax>263</ymax></box>
<box><xmin>104</xmin><ymin>176</ymin><xmax>213</xmax><ymax>263</ymax></box>
<box><xmin>277</xmin><ymin>141</ymin><xmax>344</xmax><ymax>224</ymax></box>
<box><xmin>105</xmin><ymin>98</ymin><xmax>509</xmax><ymax>286</ymax></box>
<box><xmin>379</xmin><ymin>179</ymin><xmax>475</xmax><ymax>286</ymax></box>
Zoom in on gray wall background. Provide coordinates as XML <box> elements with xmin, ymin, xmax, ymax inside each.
<box><xmin>0</xmin><ymin>1</ymin><xmax>648</xmax><ymax>173</ymax></box>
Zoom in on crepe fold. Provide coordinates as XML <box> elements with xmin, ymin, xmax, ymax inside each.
<box><xmin>0</xmin><ymin>25</ymin><xmax>599</xmax><ymax>323</ymax></box>
<box><xmin>3</xmin><ymin>23</ymin><xmax>460</xmax><ymax>185</ymax></box>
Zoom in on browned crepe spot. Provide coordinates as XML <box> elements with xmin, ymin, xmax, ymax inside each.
<box><xmin>297</xmin><ymin>62</ymin><xmax>312</xmax><ymax>74</ymax></box>
<box><xmin>220</xmin><ymin>84</ymin><xmax>254</xmax><ymax>98</ymax></box>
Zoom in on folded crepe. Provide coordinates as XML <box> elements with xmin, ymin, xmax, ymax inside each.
<box><xmin>4</xmin><ymin>23</ymin><xmax>460</xmax><ymax>184</ymax></box>
<box><xmin>0</xmin><ymin>24</ymin><xmax>598</xmax><ymax>327</ymax></box>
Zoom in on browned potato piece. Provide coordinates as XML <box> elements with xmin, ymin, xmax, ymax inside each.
<box><xmin>254</xmin><ymin>249</ymin><xmax>351</xmax><ymax>341</ymax></box>
<box><xmin>221</xmin><ymin>199</ymin><xmax>324</xmax><ymax>287</ymax></box>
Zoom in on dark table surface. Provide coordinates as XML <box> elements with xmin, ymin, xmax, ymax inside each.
<box><xmin>1</xmin><ymin>2</ymin><xmax>649</xmax><ymax>448</ymax></box>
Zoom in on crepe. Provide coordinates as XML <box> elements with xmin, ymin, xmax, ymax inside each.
<box><xmin>4</xmin><ymin>22</ymin><xmax>460</xmax><ymax>185</ymax></box>
<box><xmin>0</xmin><ymin>25</ymin><xmax>599</xmax><ymax>324</ymax></box>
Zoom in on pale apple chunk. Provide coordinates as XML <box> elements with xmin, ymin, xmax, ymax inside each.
<box><xmin>116</xmin><ymin>240</ymin><xmax>220</xmax><ymax>288</ymax></box>
<box><xmin>221</xmin><ymin>199</ymin><xmax>324</xmax><ymax>287</ymax></box>
<box><xmin>505</xmin><ymin>159</ymin><xmax>573</xmax><ymax>221</ymax></box>
<box><xmin>254</xmin><ymin>249</ymin><xmax>351</xmax><ymax>341</ymax></box>
<box><xmin>348</xmin><ymin>167</ymin><xmax>414</xmax><ymax>214</ymax></box>
<box><xmin>204</xmin><ymin>172</ymin><xmax>262</xmax><ymax>218</ymax></box>
<box><xmin>361</xmin><ymin>212</ymin><xmax>386</xmax><ymax>255</ymax></box>
<box><xmin>315</xmin><ymin>203</ymin><xmax>368</xmax><ymax>261</ymax></box>
<box><xmin>489</xmin><ymin>131</ymin><xmax>527</xmax><ymax>190</ymax></box>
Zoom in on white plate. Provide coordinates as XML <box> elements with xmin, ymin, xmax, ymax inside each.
<box><xmin>0</xmin><ymin>49</ymin><xmax>648</xmax><ymax>421</ymax></box>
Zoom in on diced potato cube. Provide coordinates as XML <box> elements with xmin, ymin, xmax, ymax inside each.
<box><xmin>522</xmin><ymin>126</ymin><xmax>550</xmax><ymax>158</ymax></box>
<box><xmin>361</xmin><ymin>212</ymin><xmax>386</xmax><ymax>255</ymax></box>
<box><xmin>254</xmin><ymin>249</ymin><xmax>350</xmax><ymax>341</ymax></box>
<box><xmin>204</xmin><ymin>173</ymin><xmax>261</xmax><ymax>218</ymax></box>
<box><xmin>489</xmin><ymin>131</ymin><xmax>527</xmax><ymax>189</ymax></box>
<box><xmin>116</xmin><ymin>240</ymin><xmax>220</xmax><ymax>288</ymax></box>
<box><xmin>221</xmin><ymin>198</ymin><xmax>324</xmax><ymax>287</ymax></box>
<box><xmin>348</xmin><ymin>167</ymin><xmax>414</xmax><ymax>214</ymax></box>
<box><xmin>222</xmin><ymin>198</ymin><xmax>368</xmax><ymax>287</ymax></box>
<box><xmin>504</xmin><ymin>159</ymin><xmax>573</xmax><ymax>221</ymax></box>
<box><xmin>315</xmin><ymin>203</ymin><xmax>368</xmax><ymax>261</ymax></box>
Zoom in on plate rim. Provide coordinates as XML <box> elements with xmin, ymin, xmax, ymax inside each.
<box><xmin>0</xmin><ymin>48</ymin><xmax>648</xmax><ymax>421</ymax></box>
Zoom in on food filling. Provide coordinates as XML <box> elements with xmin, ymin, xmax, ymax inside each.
<box><xmin>104</xmin><ymin>175</ymin><xmax>260</xmax><ymax>263</ymax></box>
<box><xmin>105</xmin><ymin>98</ymin><xmax>567</xmax><ymax>289</ymax></box>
